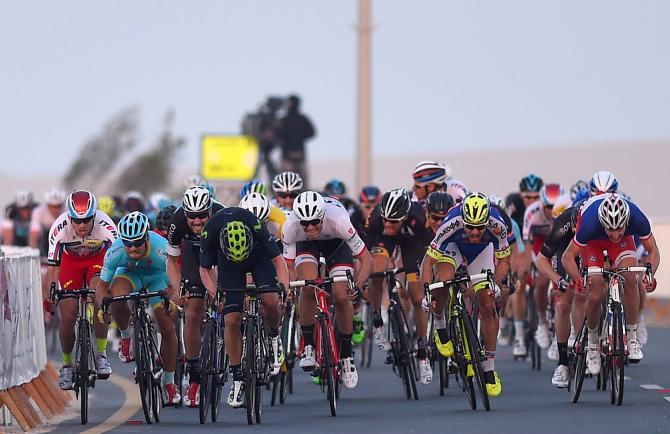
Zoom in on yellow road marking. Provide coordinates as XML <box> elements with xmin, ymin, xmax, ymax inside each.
<box><xmin>78</xmin><ymin>374</ymin><xmax>140</xmax><ymax>434</ymax></box>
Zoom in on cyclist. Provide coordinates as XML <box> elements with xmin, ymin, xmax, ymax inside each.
<box><xmin>45</xmin><ymin>190</ymin><xmax>117</xmax><ymax>389</ymax></box>
<box><xmin>324</xmin><ymin>179</ymin><xmax>366</xmax><ymax>236</ymax></box>
<box><xmin>166</xmin><ymin>186</ymin><xmax>224</xmax><ymax>407</ymax></box>
<box><xmin>521</xmin><ymin>183</ymin><xmax>563</xmax><ymax>352</ymax></box>
<box><xmin>98</xmin><ymin>195</ymin><xmax>123</xmax><ymax>224</ymax></box>
<box><xmin>153</xmin><ymin>205</ymin><xmax>177</xmax><ymax>239</ymax></box>
<box><xmin>239</xmin><ymin>192</ymin><xmax>286</xmax><ymax>242</ymax></box>
<box><xmin>199</xmin><ymin>207</ymin><xmax>288</xmax><ymax>408</ymax></box>
<box><xmin>446</xmin><ymin>179</ymin><xmax>468</xmax><ymax>204</ymax></box>
<box><xmin>425</xmin><ymin>191</ymin><xmax>454</xmax><ymax>234</ymax></box>
<box><xmin>411</xmin><ymin>161</ymin><xmax>450</xmax><ymax>203</ymax></box>
<box><xmin>282</xmin><ymin>191</ymin><xmax>374</xmax><ymax>389</ymax></box>
<box><xmin>146</xmin><ymin>192</ymin><xmax>172</xmax><ymax>227</ymax></box>
<box><xmin>589</xmin><ymin>170</ymin><xmax>618</xmax><ymax>196</ymax></box>
<box><xmin>30</xmin><ymin>188</ymin><xmax>66</xmax><ymax>258</ymax></box>
<box><xmin>239</xmin><ymin>179</ymin><xmax>269</xmax><ymax>199</ymax></box>
<box><xmin>359</xmin><ymin>185</ymin><xmax>381</xmax><ymax>222</ymax></box>
<box><xmin>3</xmin><ymin>191</ymin><xmax>37</xmax><ymax>246</ymax></box>
<box><xmin>96</xmin><ymin>212</ymin><xmax>181</xmax><ymax>405</ymax></box>
<box><xmin>272</xmin><ymin>171</ymin><xmax>303</xmax><ymax>210</ymax></box>
<box><xmin>534</xmin><ymin>198</ymin><xmax>585</xmax><ymax>388</ymax></box>
<box><xmin>420</xmin><ymin>192</ymin><xmax>511</xmax><ymax>397</ymax></box>
<box><xmin>366</xmin><ymin>188</ymin><xmax>434</xmax><ymax>383</ymax></box>
<box><xmin>184</xmin><ymin>174</ymin><xmax>204</xmax><ymax>189</ymax></box>
<box><xmin>562</xmin><ymin>194</ymin><xmax>660</xmax><ymax>373</ymax></box>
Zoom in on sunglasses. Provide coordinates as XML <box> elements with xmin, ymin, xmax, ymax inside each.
<box><xmin>464</xmin><ymin>224</ymin><xmax>487</xmax><ymax>231</ymax></box>
<box><xmin>185</xmin><ymin>211</ymin><xmax>210</xmax><ymax>220</ymax></box>
<box><xmin>428</xmin><ymin>214</ymin><xmax>446</xmax><ymax>221</ymax></box>
<box><xmin>71</xmin><ymin>216</ymin><xmax>94</xmax><ymax>225</ymax></box>
<box><xmin>383</xmin><ymin>218</ymin><xmax>404</xmax><ymax>225</ymax></box>
<box><xmin>522</xmin><ymin>194</ymin><xmax>540</xmax><ymax>201</ymax></box>
<box><xmin>299</xmin><ymin>219</ymin><xmax>322</xmax><ymax>227</ymax></box>
<box><xmin>122</xmin><ymin>237</ymin><xmax>146</xmax><ymax>248</ymax></box>
<box><xmin>362</xmin><ymin>203</ymin><xmax>376</xmax><ymax>209</ymax></box>
<box><xmin>277</xmin><ymin>192</ymin><xmax>299</xmax><ymax>199</ymax></box>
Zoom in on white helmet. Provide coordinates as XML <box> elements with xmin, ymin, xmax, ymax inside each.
<box><xmin>272</xmin><ymin>171</ymin><xmax>303</xmax><ymax>193</ymax></box>
<box><xmin>590</xmin><ymin>170</ymin><xmax>618</xmax><ymax>195</ymax></box>
<box><xmin>412</xmin><ymin>161</ymin><xmax>451</xmax><ymax>185</ymax></box>
<box><xmin>239</xmin><ymin>193</ymin><xmax>271</xmax><ymax>222</ymax></box>
<box><xmin>182</xmin><ymin>186</ymin><xmax>212</xmax><ymax>213</ymax></box>
<box><xmin>184</xmin><ymin>174</ymin><xmax>204</xmax><ymax>189</ymax></box>
<box><xmin>149</xmin><ymin>192</ymin><xmax>170</xmax><ymax>210</ymax></box>
<box><xmin>44</xmin><ymin>188</ymin><xmax>66</xmax><ymax>206</ymax></box>
<box><xmin>15</xmin><ymin>191</ymin><xmax>33</xmax><ymax>208</ymax></box>
<box><xmin>446</xmin><ymin>179</ymin><xmax>469</xmax><ymax>203</ymax></box>
<box><xmin>598</xmin><ymin>194</ymin><xmax>630</xmax><ymax>231</ymax></box>
<box><xmin>293</xmin><ymin>191</ymin><xmax>325</xmax><ymax>221</ymax></box>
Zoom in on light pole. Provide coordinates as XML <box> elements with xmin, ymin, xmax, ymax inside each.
<box><xmin>355</xmin><ymin>0</ymin><xmax>372</xmax><ymax>192</ymax></box>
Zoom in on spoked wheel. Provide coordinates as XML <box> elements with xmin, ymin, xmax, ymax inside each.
<box><xmin>149</xmin><ymin>331</ymin><xmax>162</xmax><ymax>423</ymax></box>
<box><xmin>254</xmin><ymin>378</ymin><xmax>263</xmax><ymax>423</ymax></box>
<box><xmin>134</xmin><ymin>325</ymin><xmax>153</xmax><ymax>424</ymax></box>
<box><xmin>151</xmin><ymin>375</ymin><xmax>161</xmax><ymax>423</ymax></box>
<box><xmin>279</xmin><ymin>362</ymin><xmax>291</xmax><ymax>404</ymax></box>
<box><xmin>462</xmin><ymin>315</ymin><xmax>490</xmax><ymax>411</ymax></box>
<box><xmin>610</xmin><ymin>305</ymin><xmax>625</xmax><ymax>406</ymax></box>
<box><xmin>322</xmin><ymin>317</ymin><xmax>337</xmax><ymax>417</ymax></box>
<box><xmin>571</xmin><ymin>328</ymin><xmax>588</xmax><ymax>403</ymax></box>
<box><xmin>451</xmin><ymin>320</ymin><xmax>476</xmax><ymax>409</ymax></box>
<box><xmin>78</xmin><ymin>321</ymin><xmax>90</xmax><ymax>425</ymax></box>
<box><xmin>211</xmin><ymin>358</ymin><xmax>225</xmax><ymax>422</ymax></box>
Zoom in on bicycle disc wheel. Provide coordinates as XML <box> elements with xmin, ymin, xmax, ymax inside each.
<box><xmin>611</xmin><ymin>305</ymin><xmax>625</xmax><ymax>406</ymax></box>
<box><xmin>321</xmin><ymin>316</ymin><xmax>337</xmax><ymax>417</ymax></box>
<box><xmin>571</xmin><ymin>327</ymin><xmax>588</xmax><ymax>403</ymax></box>
<box><xmin>134</xmin><ymin>323</ymin><xmax>153</xmax><ymax>424</ymax></box>
<box><xmin>462</xmin><ymin>314</ymin><xmax>490</xmax><ymax>411</ymax></box>
<box><xmin>199</xmin><ymin>321</ymin><xmax>213</xmax><ymax>423</ymax></box>
<box><xmin>79</xmin><ymin>320</ymin><xmax>90</xmax><ymax>425</ymax></box>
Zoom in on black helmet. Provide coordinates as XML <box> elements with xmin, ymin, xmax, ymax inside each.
<box><xmin>380</xmin><ymin>188</ymin><xmax>411</xmax><ymax>221</ymax></box>
<box><xmin>426</xmin><ymin>191</ymin><xmax>453</xmax><ymax>215</ymax></box>
<box><xmin>156</xmin><ymin>205</ymin><xmax>177</xmax><ymax>232</ymax></box>
<box><xmin>519</xmin><ymin>174</ymin><xmax>544</xmax><ymax>193</ymax></box>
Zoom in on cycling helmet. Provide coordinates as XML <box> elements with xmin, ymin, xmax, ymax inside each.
<box><xmin>412</xmin><ymin>161</ymin><xmax>450</xmax><ymax>184</ymax></box>
<box><xmin>182</xmin><ymin>186</ymin><xmax>212</xmax><ymax>212</ymax></box>
<box><xmin>239</xmin><ymin>179</ymin><xmax>268</xmax><ymax>199</ymax></box>
<box><xmin>324</xmin><ymin>179</ymin><xmax>347</xmax><ymax>197</ymax></box>
<box><xmin>67</xmin><ymin>190</ymin><xmax>97</xmax><ymax>219</ymax></box>
<box><xmin>570</xmin><ymin>180</ymin><xmax>589</xmax><ymax>200</ymax></box>
<box><xmin>124</xmin><ymin>191</ymin><xmax>145</xmax><ymax>213</ymax></box>
<box><xmin>118</xmin><ymin>211</ymin><xmax>150</xmax><ymax>241</ymax></box>
<box><xmin>446</xmin><ymin>179</ymin><xmax>468</xmax><ymax>203</ymax></box>
<box><xmin>598</xmin><ymin>194</ymin><xmax>630</xmax><ymax>231</ymax></box>
<box><xmin>184</xmin><ymin>174</ymin><xmax>204</xmax><ymax>189</ymax></box>
<box><xmin>360</xmin><ymin>185</ymin><xmax>381</xmax><ymax>204</ymax></box>
<box><xmin>44</xmin><ymin>188</ymin><xmax>66</xmax><ymax>206</ymax></box>
<box><xmin>15</xmin><ymin>191</ymin><xmax>33</xmax><ymax>208</ymax></box>
<box><xmin>540</xmin><ymin>183</ymin><xmax>564</xmax><ymax>207</ymax></box>
<box><xmin>155</xmin><ymin>205</ymin><xmax>177</xmax><ymax>232</ymax></box>
<box><xmin>462</xmin><ymin>192</ymin><xmax>490</xmax><ymax>226</ymax></box>
<box><xmin>239</xmin><ymin>193</ymin><xmax>271</xmax><ymax>223</ymax></box>
<box><xmin>220</xmin><ymin>221</ymin><xmax>253</xmax><ymax>262</ymax></box>
<box><xmin>272</xmin><ymin>171</ymin><xmax>303</xmax><ymax>193</ymax></box>
<box><xmin>488</xmin><ymin>194</ymin><xmax>504</xmax><ymax>208</ymax></box>
<box><xmin>570</xmin><ymin>203</ymin><xmax>582</xmax><ymax>229</ymax></box>
<box><xmin>552</xmin><ymin>194</ymin><xmax>573</xmax><ymax>218</ymax></box>
<box><xmin>590</xmin><ymin>170</ymin><xmax>618</xmax><ymax>195</ymax></box>
<box><xmin>293</xmin><ymin>191</ymin><xmax>326</xmax><ymax>221</ymax></box>
<box><xmin>427</xmin><ymin>191</ymin><xmax>454</xmax><ymax>215</ymax></box>
<box><xmin>380</xmin><ymin>188</ymin><xmax>412</xmax><ymax>221</ymax></box>
<box><xmin>98</xmin><ymin>195</ymin><xmax>116</xmax><ymax>216</ymax></box>
<box><xmin>519</xmin><ymin>174</ymin><xmax>544</xmax><ymax>193</ymax></box>
<box><xmin>201</xmin><ymin>181</ymin><xmax>217</xmax><ymax>198</ymax></box>
<box><xmin>149</xmin><ymin>192</ymin><xmax>171</xmax><ymax>210</ymax></box>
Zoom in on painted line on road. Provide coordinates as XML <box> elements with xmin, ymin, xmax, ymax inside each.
<box><xmin>79</xmin><ymin>374</ymin><xmax>140</xmax><ymax>434</ymax></box>
<box><xmin>640</xmin><ymin>384</ymin><xmax>663</xmax><ymax>390</ymax></box>
<box><xmin>665</xmin><ymin>397</ymin><xmax>670</xmax><ymax>403</ymax></box>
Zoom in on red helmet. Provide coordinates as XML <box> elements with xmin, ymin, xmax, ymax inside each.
<box><xmin>540</xmin><ymin>183</ymin><xmax>563</xmax><ymax>207</ymax></box>
<box><xmin>67</xmin><ymin>190</ymin><xmax>97</xmax><ymax>219</ymax></box>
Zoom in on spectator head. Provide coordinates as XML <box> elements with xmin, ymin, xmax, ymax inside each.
<box><xmin>287</xmin><ymin>95</ymin><xmax>301</xmax><ymax>112</ymax></box>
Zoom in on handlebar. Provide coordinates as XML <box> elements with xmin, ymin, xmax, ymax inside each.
<box><xmin>289</xmin><ymin>275</ymin><xmax>351</xmax><ymax>288</ymax></box>
<box><xmin>220</xmin><ymin>284</ymin><xmax>282</xmax><ymax>294</ymax></box>
<box><xmin>50</xmin><ymin>284</ymin><xmax>96</xmax><ymax>303</ymax></box>
<box><xmin>369</xmin><ymin>266</ymin><xmax>419</xmax><ymax>279</ymax></box>
<box><xmin>581</xmin><ymin>264</ymin><xmax>652</xmax><ymax>288</ymax></box>
<box><xmin>425</xmin><ymin>270</ymin><xmax>493</xmax><ymax>291</ymax></box>
<box><xmin>102</xmin><ymin>290</ymin><xmax>169</xmax><ymax>313</ymax></box>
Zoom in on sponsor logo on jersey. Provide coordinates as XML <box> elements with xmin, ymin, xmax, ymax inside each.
<box><xmin>202</xmin><ymin>230</ymin><xmax>208</xmax><ymax>239</ymax></box>
<box><xmin>589</xmin><ymin>255</ymin><xmax>597</xmax><ymax>262</ymax></box>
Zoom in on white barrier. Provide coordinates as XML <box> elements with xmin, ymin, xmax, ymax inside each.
<box><xmin>649</xmin><ymin>222</ymin><xmax>670</xmax><ymax>299</ymax></box>
<box><xmin>0</xmin><ymin>246</ymin><xmax>46</xmax><ymax>391</ymax></box>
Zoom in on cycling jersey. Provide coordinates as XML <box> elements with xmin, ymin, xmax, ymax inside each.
<box><xmin>522</xmin><ymin>200</ymin><xmax>553</xmax><ymax>255</ymax></box>
<box><xmin>3</xmin><ymin>203</ymin><xmax>36</xmax><ymax>247</ymax></box>
<box><xmin>282</xmin><ymin>198</ymin><xmax>366</xmax><ymax>261</ymax></box>
<box><xmin>30</xmin><ymin>204</ymin><xmax>60</xmax><ymax>257</ymax></box>
<box><xmin>336</xmin><ymin>196</ymin><xmax>366</xmax><ymax>237</ymax></box>
<box><xmin>47</xmin><ymin>210</ymin><xmax>117</xmax><ymax>266</ymax></box>
<box><xmin>491</xmin><ymin>203</ymin><xmax>516</xmax><ymax>246</ymax></box>
<box><xmin>574</xmin><ymin>195</ymin><xmax>651</xmax><ymax>246</ymax></box>
<box><xmin>267</xmin><ymin>205</ymin><xmax>287</xmax><ymax>240</ymax></box>
<box><xmin>540</xmin><ymin>206</ymin><xmax>577</xmax><ymax>275</ymax></box>
<box><xmin>510</xmin><ymin>219</ymin><xmax>525</xmax><ymax>254</ymax></box>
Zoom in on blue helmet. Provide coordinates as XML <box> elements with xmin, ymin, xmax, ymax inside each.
<box><xmin>201</xmin><ymin>181</ymin><xmax>217</xmax><ymax>198</ymax></box>
<box><xmin>360</xmin><ymin>185</ymin><xmax>381</xmax><ymax>204</ymax></box>
<box><xmin>325</xmin><ymin>179</ymin><xmax>346</xmax><ymax>197</ymax></box>
<box><xmin>118</xmin><ymin>211</ymin><xmax>150</xmax><ymax>241</ymax></box>
<box><xmin>519</xmin><ymin>174</ymin><xmax>544</xmax><ymax>193</ymax></box>
<box><xmin>239</xmin><ymin>179</ymin><xmax>268</xmax><ymax>199</ymax></box>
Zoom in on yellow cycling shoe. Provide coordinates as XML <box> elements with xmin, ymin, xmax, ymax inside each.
<box><xmin>433</xmin><ymin>330</ymin><xmax>454</xmax><ymax>357</ymax></box>
<box><xmin>466</xmin><ymin>364</ymin><xmax>474</xmax><ymax>377</ymax></box>
<box><xmin>485</xmin><ymin>371</ymin><xmax>502</xmax><ymax>397</ymax></box>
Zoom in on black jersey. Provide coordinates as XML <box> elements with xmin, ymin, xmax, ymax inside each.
<box><xmin>540</xmin><ymin>206</ymin><xmax>576</xmax><ymax>259</ymax></box>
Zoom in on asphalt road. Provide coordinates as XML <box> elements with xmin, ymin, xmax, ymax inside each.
<box><xmin>43</xmin><ymin>328</ymin><xmax>670</xmax><ymax>434</ymax></box>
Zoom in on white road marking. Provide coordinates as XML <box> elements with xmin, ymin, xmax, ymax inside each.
<box><xmin>640</xmin><ymin>384</ymin><xmax>663</xmax><ymax>390</ymax></box>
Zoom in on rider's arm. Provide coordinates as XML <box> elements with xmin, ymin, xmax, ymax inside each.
<box><xmin>420</xmin><ymin>253</ymin><xmax>438</xmax><ymax>287</ymax></box>
<box><xmin>95</xmin><ymin>279</ymin><xmax>110</xmax><ymax>310</ymax></box>
<box><xmin>535</xmin><ymin>252</ymin><xmax>561</xmax><ymax>285</ymax></box>
<box><xmin>271</xmin><ymin>254</ymin><xmax>290</xmax><ymax>292</ymax></box>
<box><xmin>354</xmin><ymin>248</ymin><xmax>373</xmax><ymax>289</ymax></box>
<box><xmin>493</xmin><ymin>254</ymin><xmax>511</xmax><ymax>284</ymax></box>
<box><xmin>199</xmin><ymin>266</ymin><xmax>218</xmax><ymax>299</ymax></box>
<box><xmin>640</xmin><ymin>233</ymin><xmax>660</xmax><ymax>276</ymax></box>
<box><xmin>28</xmin><ymin>208</ymin><xmax>41</xmax><ymax>248</ymax></box>
<box><xmin>3</xmin><ymin>221</ymin><xmax>14</xmax><ymax>246</ymax></box>
<box><xmin>166</xmin><ymin>254</ymin><xmax>182</xmax><ymax>295</ymax></box>
<box><xmin>46</xmin><ymin>265</ymin><xmax>59</xmax><ymax>294</ymax></box>
<box><xmin>561</xmin><ymin>240</ymin><xmax>583</xmax><ymax>284</ymax></box>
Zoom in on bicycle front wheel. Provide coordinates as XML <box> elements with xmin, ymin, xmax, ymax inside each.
<box><xmin>78</xmin><ymin>319</ymin><xmax>90</xmax><ymax>425</ymax></box>
<box><xmin>320</xmin><ymin>316</ymin><xmax>337</xmax><ymax>417</ymax></box>
<box><xmin>199</xmin><ymin>320</ymin><xmax>213</xmax><ymax>424</ymax></box>
<box><xmin>611</xmin><ymin>304</ymin><xmax>625</xmax><ymax>406</ymax></box>
<box><xmin>452</xmin><ymin>317</ymin><xmax>476</xmax><ymax>409</ymax></box>
<box><xmin>134</xmin><ymin>321</ymin><xmax>153</xmax><ymax>424</ymax></box>
<box><xmin>462</xmin><ymin>313</ymin><xmax>490</xmax><ymax>411</ymax></box>
<box><xmin>244</xmin><ymin>320</ymin><xmax>256</xmax><ymax>425</ymax></box>
<box><xmin>570</xmin><ymin>324</ymin><xmax>588</xmax><ymax>403</ymax></box>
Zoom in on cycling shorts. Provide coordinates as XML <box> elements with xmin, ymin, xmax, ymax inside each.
<box><xmin>295</xmin><ymin>239</ymin><xmax>355</xmax><ymax>277</ymax></box>
<box><xmin>581</xmin><ymin>236</ymin><xmax>637</xmax><ymax>268</ymax></box>
<box><xmin>58</xmin><ymin>250</ymin><xmax>106</xmax><ymax>290</ymax></box>
<box><xmin>219</xmin><ymin>255</ymin><xmax>278</xmax><ymax>315</ymax></box>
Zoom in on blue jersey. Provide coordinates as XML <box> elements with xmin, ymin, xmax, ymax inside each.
<box><xmin>100</xmin><ymin>232</ymin><xmax>169</xmax><ymax>283</ymax></box>
<box><xmin>511</xmin><ymin>219</ymin><xmax>524</xmax><ymax>254</ymax></box>
<box><xmin>574</xmin><ymin>195</ymin><xmax>651</xmax><ymax>247</ymax></box>
<box><xmin>427</xmin><ymin>203</ymin><xmax>510</xmax><ymax>263</ymax></box>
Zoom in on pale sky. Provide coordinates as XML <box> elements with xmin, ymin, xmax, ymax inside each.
<box><xmin>2</xmin><ymin>0</ymin><xmax>670</xmax><ymax>178</ymax></box>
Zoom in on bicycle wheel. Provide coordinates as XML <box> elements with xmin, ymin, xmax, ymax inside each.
<box><xmin>211</xmin><ymin>347</ymin><xmax>225</xmax><ymax>423</ymax></box>
<box><xmin>395</xmin><ymin>306</ymin><xmax>419</xmax><ymax>400</ymax></box>
<box><xmin>452</xmin><ymin>318</ymin><xmax>476</xmax><ymax>409</ymax></box>
<box><xmin>438</xmin><ymin>355</ymin><xmax>447</xmax><ymax>396</ymax></box>
<box><xmin>462</xmin><ymin>313</ymin><xmax>490</xmax><ymax>411</ymax></box>
<box><xmin>570</xmin><ymin>324</ymin><xmax>588</xmax><ymax>403</ymax></box>
<box><xmin>320</xmin><ymin>316</ymin><xmax>337</xmax><ymax>417</ymax></box>
<box><xmin>148</xmin><ymin>326</ymin><xmax>162</xmax><ymax>423</ymax></box>
<box><xmin>611</xmin><ymin>304</ymin><xmax>625</xmax><ymax>406</ymax></box>
<box><xmin>134</xmin><ymin>321</ymin><xmax>153</xmax><ymax>424</ymax></box>
<box><xmin>244</xmin><ymin>320</ymin><xmax>256</xmax><ymax>425</ymax></box>
<box><xmin>254</xmin><ymin>327</ymin><xmax>265</xmax><ymax>424</ymax></box>
<box><xmin>175</xmin><ymin>315</ymin><xmax>185</xmax><ymax>408</ymax></box>
<box><xmin>199</xmin><ymin>320</ymin><xmax>213</xmax><ymax>424</ymax></box>
<box><xmin>78</xmin><ymin>319</ymin><xmax>90</xmax><ymax>425</ymax></box>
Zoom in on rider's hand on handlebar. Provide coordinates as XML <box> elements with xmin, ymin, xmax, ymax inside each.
<box><xmin>557</xmin><ymin>277</ymin><xmax>571</xmax><ymax>293</ymax></box>
<box><xmin>43</xmin><ymin>298</ymin><xmax>55</xmax><ymax>314</ymax></box>
<box><xmin>642</xmin><ymin>274</ymin><xmax>657</xmax><ymax>293</ymax></box>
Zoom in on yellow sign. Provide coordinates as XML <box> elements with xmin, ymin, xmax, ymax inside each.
<box><xmin>200</xmin><ymin>135</ymin><xmax>259</xmax><ymax>181</ymax></box>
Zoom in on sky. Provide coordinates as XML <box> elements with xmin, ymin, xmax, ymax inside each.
<box><xmin>1</xmin><ymin>1</ymin><xmax>670</xmax><ymax>178</ymax></box>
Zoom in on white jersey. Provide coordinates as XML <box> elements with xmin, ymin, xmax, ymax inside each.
<box><xmin>522</xmin><ymin>201</ymin><xmax>552</xmax><ymax>242</ymax></box>
<box><xmin>47</xmin><ymin>210</ymin><xmax>118</xmax><ymax>265</ymax></box>
<box><xmin>30</xmin><ymin>204</ymin><xmax>59</xmax><ymax>233</ymax></box>
<box><xmin>282</xmin><ymin>199</ymin><xmax>366</xmax><ymax>260</ymax></box>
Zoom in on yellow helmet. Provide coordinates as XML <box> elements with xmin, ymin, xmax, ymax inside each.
<box><xmin>98</xmin><ymin>195</ymin><xmax>116</xmax><ymax>216</ymax></box>
<box><xmin>462</xmin><ymin>192</ymin><xmax>490</xmax><ymax>225</ymax></box>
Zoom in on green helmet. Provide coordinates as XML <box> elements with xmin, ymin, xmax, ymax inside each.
<box><xmin>220</xmin><ymin>221</ymin><xmax>253</xmax><ymax>262</ymax></box>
